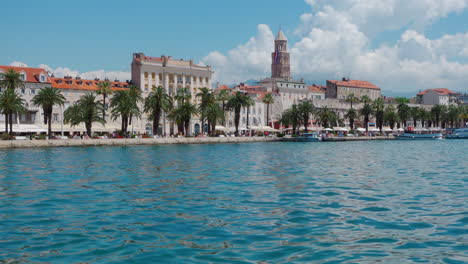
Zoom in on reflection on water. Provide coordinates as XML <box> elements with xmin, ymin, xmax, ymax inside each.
<box><xmin>0</xmin><ymin>141</ymin><xmax>467</xmax><ymax>263</ymax></box>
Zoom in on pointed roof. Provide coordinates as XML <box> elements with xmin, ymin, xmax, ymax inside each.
<box><xmin>276</xmin><ymin>29</ymin><xmax>287</xmax><ymax>41</ymax></box>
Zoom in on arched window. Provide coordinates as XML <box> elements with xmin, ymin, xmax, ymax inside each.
<box><xmin>20</xmin><ymin>71</ymin><xmax>26</xmax><ymax>81</ymax></box>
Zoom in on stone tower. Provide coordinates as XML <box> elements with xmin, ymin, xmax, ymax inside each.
<box><xmin>271</xmin><ymin>29</ymin><xmax>291</xmax><ymax>79</ymax></box>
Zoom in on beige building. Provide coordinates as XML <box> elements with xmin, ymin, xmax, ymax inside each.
<box><xmin>0</xmin><ymin>65</ymin><xmax>144</xmax><ymax>135</ymax></box>
<box><xmin>326</xmin><ymin>78</ymin><xmax>381</xmax><ymax>100</ymax></box>
<box><xmin>131</xmin><ymin>53</ymin><xmax>213</xmax><ymax>135</ymax></box>
<box><xmin>416</xmin><ymin>88</ymin><xmax>459</xmax><ymax>106</ymax></box>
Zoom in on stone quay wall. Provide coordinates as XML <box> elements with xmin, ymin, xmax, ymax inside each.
<box><xmin>0</xmin><ymin>137</ymin><xmax>281</xmax><ymax>149</ymax></box>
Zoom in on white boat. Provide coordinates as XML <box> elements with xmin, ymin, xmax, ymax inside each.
<box><xmin>396</xmin><ymin>132</ymin><xmax>443</xmax><ymax>140</ymax></box>
<box><xmin>282</xmin><ymin>132</ymin><xmax>321</xmax><ymax>142</ymax></box>
<box><xmin>446</xmin><ymin>128</ymin><xmax>468</xmax><ymax>139</ymax></box>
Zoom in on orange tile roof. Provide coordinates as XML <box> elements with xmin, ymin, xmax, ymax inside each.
<box><xmin>328</xmin><ymin>79</ymin><xmax>380</xmax><ymax>90</ymax></box>
<box><xmin>417</xmin><ymin>88</ymin><xmax>459</xmax><ymax>96</ymax></box>
<box><xmin>51</xmin><ymin>77</ymin><xmax>129</xmax><ymax>91</ymax></box>
<box><xmin>216</xmin><ymin>85</ymin><xmax>231</xmax><ymax>90</ymax></box>
<box><xmin>0</xmin><ymin>65</ymin><xmax>50</xmax><ymax>83</ymax></box>
<box><xmin>308</xmin><ymin>85</ymin><xmax>326</xmax><ymax>93</ymax></box>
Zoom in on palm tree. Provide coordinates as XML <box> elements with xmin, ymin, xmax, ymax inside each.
<box><xmin>384</xmin><ymin>105</ymin><xmax>399</xmax><ymax>130</ymax></box>
<box><xmin>345</xmin><ymin>108</ymin><xmax>358</xmax><ymax>130</ymax></box>
<box><xmin>431</xmin><ymin>104</ymin><xmax>445</xmax><ymax>128</ymax></box>
<box><xmin>419</xmin><ymin>108</ymin><xmax>431</xmax><ymax>128</ymax></box>
<box><xmin>298</xmin><ymin>100</ymin><xmax>315</xmax><ymax>132</ymax></box>
<box><xmin>281</xmin><ymin>104</ymin><xmax>301</xmax><ymax>135</ymax></box>
<box><xmin>144</xmin><ymin>86</ymin><xmax>172</xmax><ymax>136</ymax></box>
<box><xmin>110</xmin><ymin>90</ymin><xmax>141</xmax><ymax>134</ymax></box>
<box><xmin>409</xmin><ymin>107</ymin><xmax>420</xmax><ymax>128</ymax></box>
<box><xmin>317</xmin><ymin>106</ymin><xmax>338</xmax><ymax>129</ymax></box>
<box><xmin>245</xmin><ymin>96</ymin><xmax>255</xmax><ymax>131</ymax></box>
<box><xmin>32</xmin><ymin>87</ymin><xmax>66</xmax><ymax>138</ymax></box>
<box><xmin>205</xmin><ymin>103</ymin><xmax>224</xmax><ymax>136</ymax></box>
<box><xmin>197</xmin><ymin>87</ymin><xmax>215</xmax><ymax>134</ymax></box>
<box><xmin>0</xmin><ymin>68</ymin><xmax>25</xmax><ymax>91</ymax></box>
<box><xmin>346</xmin><ymin>93</ymin><xmax>359</xmax><ymax>109</ymax></box>
<box><xmin>373</xmin><ymin>97</ymin><xmax>385</xmax><ymax>132</ymax></box>
<box><xmin>262</xmin><ymin>93</ymin><xmax>275</xmax><ymax>126</ymax></box>
<box><xmin>226</xmin><ymin>91</ymin><xmax>251</xmax><ymax>136</ymax></box>
<box><xmin>395</xmin><ymin>97</ymin><xmax>411</xmax><ymax>128</ymax></box>
<box><xmin>96</xmin><ymin>81</ymin><xmax>113</xmax><ymax>120</ymax></box>
<box><xmin>127</xmin><ymin>85</ymin><xmax>143</xmax><ymax>128</ymax></box>
<box><xmin>168</xmin><ymin>101</ymin><xmax>197</xmax><ymax>135</ymax></box>
<box><xmin>64</xmin><ymin>93</ymin><xmax>105</xmax><ymax>136</ymax></box>
<box><xmin>0</xmin><ymin>88</ymin><xmax>26</xmax><ymax>134</ymax></box>
<box><xmin>446</xmin><ymin>105</ymin><xmax>460</xmax><ymax>128</ymax></box>
<box><xmin>360</xmin><ymin>96</ymin><xmax>373</xmax><ymax>132</ymax></box>
<box><xmin>216</xmin><ymin>89</ymin><xmax>231</xmax><ymax>126</ymax></box>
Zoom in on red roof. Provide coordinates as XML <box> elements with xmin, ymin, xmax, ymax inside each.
<box><xmin>51</xmin><ymin>77</ymin><xmax>129</xmax><ymax>91</ymax></box>
<box><xmin>417</xmin><ymin>88</ymin><xmax>459</xmax><ymax>96</ymax></box>
<box><xmin>0</xmin><ymin>65</ymin><xmax>50</xmax><ymax>83</ymax></box>
<box><xmin>216</xmin><ymin>85</ymin><xmax>231</xmax><ymax>91</ymax></box>
<box><xmin>308</xmin><ymin>85</ymin><xmax>326</xmax><ymax>93</ymax></box>
<box><xmin>328</xmin><ymin>79</ymin><xmax>380</xmax><ymax>90</ymax></box>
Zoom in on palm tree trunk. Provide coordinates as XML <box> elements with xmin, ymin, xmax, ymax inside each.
<box><xmin>184</xmin><ymin>121</ymin><xmax>190</xmax><ymax>136</ymax></box>
<box><xmin>102</xmin><ymin>94</ymin><xmax>107</xmax><ymax>120</ymax></box>
<box><xmin>9</xmin><ymin>111</ymin><xmax>13</xmax><ymax>135</ymax></box>
<box><xmin>86</xmin><ymin>122</ymin><xmax>92</xmax><ymax>136</ymax></box>
<box><xmin>211</xmin><ymin>122</ymin><xmax>216</xmax><ymax>136</ymax></box>
<box><xmin>154</xmin><ymin>111</ymin><xmax>161</xmax><ymax>136</ymax></box>
<box><xmin>48</xmin><ymin>115</ymin><xmax>52</xmax><ymax>138</ymax></box>
<box><xmin>304</xmin><ymin>114</ymin><xmax>308</xmax><ymax>132</ymax></box>
<box><xmin>234</xmin><ymin>109</ymin><xmax>240</xmax><ymax>136</ymax></box>
<box><xmin>266</xmin><ymin>104</ymin><xmax>270</xmax><ymax>126</ymax></box>
<box><xmin>5</xmin><ymin>113</ymin><xmax>8</xmax><ymax>134</ymax></box>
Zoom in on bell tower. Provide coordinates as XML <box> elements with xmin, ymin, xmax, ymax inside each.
<box><xmin>271</xmin><ymin>28</ymin><xmax>291</xmax><ymax>80</ymax></box>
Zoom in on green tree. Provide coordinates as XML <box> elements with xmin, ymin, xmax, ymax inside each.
<box><xmin>298</xmin><ymin>100</ymin><xmax>315</xmax><ymax>132</ymax></box>
<box><xmin>360</xmin><ymin>96</ymin><xmax>373</xmax><ymax>132</ymax></box>
<box><xmin>410</xmin><ymin>107</ymin><xmax>420</xmax><ymax>128</ymax></box>
<box><xmin>446</xmin><ymin>105</ymin><xmax>460</xmax><ymax>128</ymax></box>
<box><xmin>205</xmin><ymin>103</ymin><xmax>224</xmax><ymax>136</ymax></box>
<box><xmin>96</xmin><ymin>81</ymin><xmax>113</xmax><ymax>120</ymax></box>
<box><xmin>345</xmin><ymin>108</ymin><xmax>358</xmax><ymax>130</ymax></box>
<box><xmin>32</xmin><ymin>87</ymin><xmax>66</xmax><ymax>138</ymax></box>
<box><xmin>383</xmin><ymin>105</ymin><xmax>399</xmax><ymax>130</ymax></box>
<box><xmin>144</xmin><ymin>86</ymin><xmax>172</xmax><ymax>136</ymax></box>
<box><xmin>168</xmin><ymin>101</ymin><xmax>197</xmax><ymax>136</ymax></box>
<box><xmin>395</xmin><ymin>97</ymin><xmax>411</xmax><ymax>128</ymax></box>
<box><xmin>346</xmin><ymin>93</ymin><xmax>359</xmax><ymax>109</ymax></box>
<box><xmin>110</xmin><ymin>89</ymin><xmax>141</xmax><ymax>134</ymax></box>
<box><xmin>197</xmin><ymin>87</ymin><xmax>215</xmax><ymax>134</ymax></box>
<box><xmin>262</xmin><ymin>93</ymin><xmax>275</xmax><ymax>126</ymax></box>
<box><xmin>373</xmin><ymin>97</ymin><xmax>385</xmax><ymax>132</ymax></box>
<box><xmin>317</xmin><ymin>106</ymin><xmax>338</xmax><ymax>129</ymax></box>
<box><xmin>0</xmin><ymin>68</ymin><xmax>25</xmax><ymax>91</ymax></box>
<box><xmin>419</xmin><ymin>108</ymin><xmax>431</xmax><ymax>128</ymax></box>
<box><xmin>226</xmin><ymin>92</ymin><xmax>251</xmax><ymax>136</ymax></box>
<box><xmin>281</xmin><ymin>104</ymin><xmax>301</xmax><ymax>135</ymax></box>
<box><xmin>0</xmin><ymin>88</ymin><xmax>26</xmax><ymax>134</ymax></box>
<box><xmin>245</xmin><ymin>96</ymin><xmax>255</xmax><ymax>130</ymax></box>
<box><xmin>430</xmin><ymin>104</ymin><xmax>445</xmax><ymax>128</ymax></box>
<box><xmin>216</xmin><ymin>89</ymin><xmax>231</xmax><ymax>126</ymax></box>
<box><xmin>64</xmin><ymin>93</ymin><xmax>105</xmax><ymax>136</ymax></box>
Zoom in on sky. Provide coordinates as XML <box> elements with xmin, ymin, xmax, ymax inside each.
<box><xmin>2</xmin><ymin>0</ymin><xmax>468</xmax><ymax>97</ymax></box>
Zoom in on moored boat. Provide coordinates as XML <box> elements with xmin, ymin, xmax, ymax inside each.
<box><xmin>446</xmin><ymin>128</ymin><xmax>468</xmax><ymax>139</ymax></box>
<box><xmin>396</xmin><ymin>132</ymin><xmax>443</xmax><ymax>140</ymax></box>
<box><xmin>282</xmin><ymin>132</ymin><xmax>321</xmax><ymax>142</ymax></box>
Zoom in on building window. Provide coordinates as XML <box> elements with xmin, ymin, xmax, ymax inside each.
<box><xmin>40</xmin><ymin>75</ymin><xmax>46</xmax><ymax>82</ymax></box>
<box><xmin>20</xmin><ymin>73</ymin><xmax>26</xmax><ymax>81</ymax></box>
<box><xmin>144</xmin><ymin>84</ymin><xmax>149</xmax><ymax>91</ymax></box>
<box><xmin>30</xmin><ymin>89</ymin><xmax>35</xmax><ymax>95</ymax></box>
<box><xmin>151</xmin><ymin>72</ymin><xmax>156</xmax><ymax>79</ymax></box>
<box><xmin>21</xmin><ymin>88</ymin><xmax>26</xmax><ymax>94</ymax></box>
<box><xmin>53</xmin><ymin>114</ymin><xmax>59</xmax><ymax>122</ymax></box>
<box><xmin>144</xmin><ymin>72</ymin><xmax>149</xmax><ymax>79</ymax></box>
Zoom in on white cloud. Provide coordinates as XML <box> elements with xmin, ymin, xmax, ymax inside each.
<box><xmin>204</xmin><ymin>0</ymin><xmax>468</xmax><ymax>94</ymax></box>
<box><xmin>201</xmin><ymin>24</ymin><xmax>274</xmax><ymax>84</ymax></box>
<box><xmin>38</xmin><ymin>64</ymin><xmax>130</xmax><ymax>82</ymax></box>
<box><xmin>10</xmin><ymin>61</ymin><xmax>29</xmax><ymax>67</ymax></box>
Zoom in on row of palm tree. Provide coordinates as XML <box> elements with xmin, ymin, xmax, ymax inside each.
<box><xmin>281</xmin><ymin>101</ymin><xmax>341</xmax><ymax>134</ymax></box>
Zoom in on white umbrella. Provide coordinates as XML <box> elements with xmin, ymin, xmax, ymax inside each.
<box><xmin>339</xmin><ymin>127</ymin><xmax>349</xmax><ymax>132</ymax></box>
<box><xmin>357</xmin><ymin>128</ymin><xmax>366</xmax><ymax>132</ymax></box>
<box><xmin>323</xmin><ymin>128</ymin><xmax>333</xmax><ymax>131</ymax></box>
<box><xmin>383</xmin><ymin>127</ymin><xmax>392</xmax><ymax>132</ymax></box>
<box><xmin>369</xmin><ymin>128</ymin><xmax>379</xmax><ymax>132</ymax></box>
<box><xmin>397</xmin><ymin>128</ymin><xmax>404</xmax><ymax>132</ymax></box>
<box><xmin>215</xmin><ymin>125</ymin><xmax>226</xmax><ymax>131</ymax></box>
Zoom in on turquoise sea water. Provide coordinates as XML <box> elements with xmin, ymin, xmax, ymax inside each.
<box><xmin>0</xmin><ymin>141</ymin><xmax>467</xmax><ymax>263</ymax></box>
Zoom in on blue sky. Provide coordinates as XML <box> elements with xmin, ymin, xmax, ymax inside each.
<box><xmin>2</xmin><ymin>0</ymin><xmax>468</xmax><ymax>95</ymax></box>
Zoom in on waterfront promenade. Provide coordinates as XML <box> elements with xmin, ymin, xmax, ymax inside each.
<box><xmin>0</xmin><ymin>136</ymin><xmax>280</xmax><ymax>149</ymax></box>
